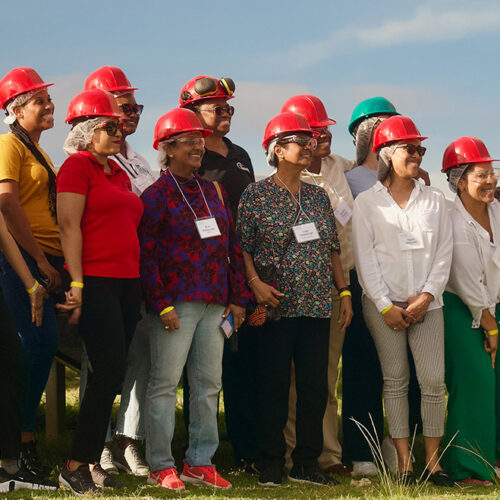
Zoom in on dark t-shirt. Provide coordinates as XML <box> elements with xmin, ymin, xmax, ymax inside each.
<box><xmin>197</xmin><ymin>137</ymin><xmax>255</xmax><ymax>219</ymax></box>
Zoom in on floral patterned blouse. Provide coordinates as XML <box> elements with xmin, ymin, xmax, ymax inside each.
<box><xmin>237</xmin><ymin>176</ymin><xmax>339</xmax><ymax>318</ymax></box>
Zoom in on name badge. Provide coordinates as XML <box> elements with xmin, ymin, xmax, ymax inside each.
<box><xmin>398</xmin><ymin>231</ymin><xmax>424</xmax><ymax>250</ymax></box>
<box><xmin>292</xmin><ymin>222</ymin><xmax>320</xmax><ymax>243</ymax></box>
<box><xmin>195</xmin><ymin>217</ymin><xmax>221</xmax><ymax>239</ymax></box>
<box><xmin>334</xmin><ymin>200</ymin><xmax>352</xmax><ymax>227</ymax></box>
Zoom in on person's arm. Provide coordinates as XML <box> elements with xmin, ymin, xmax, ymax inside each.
<box><xmin>0</xmin><ymin>180</ymin><xmax>61</xmax><ymax>291</ymax></box>
<box><xmin>0</xmin><ymin>213</ymin><xmax>46</xmax><ymax>326</ymax></box>
<box><xmin>331</xmin><ymin>250</ymin><xmax>353</xmax><ymax>332</ymax></box>
<box><xmin>56</xmin><ymin>192</ymin><xmax>85</xmax><ymax>314</ymax></box>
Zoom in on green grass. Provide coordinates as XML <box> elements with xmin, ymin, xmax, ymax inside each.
<box><xmin>5</xmin><ymin>368</ymin><xmax>500</xmax><ymax>499</ymax></box>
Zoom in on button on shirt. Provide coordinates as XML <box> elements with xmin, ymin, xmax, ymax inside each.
<box><xmin>110</xmin><ymin>141</ymin><xmax>156</xmax><ymax>196</ymax></box>
<box><xmin>446</xmin><ymin>197</ymin><xmax>500</xmax><ymax>327</ymax></box>
<box><xmin>352</xmin><ymin>179</ymin><xmax>452</xmax><ymax>313</ymax></box>
<box><xmin>197</xmin><ymin>137</ymin><xmax>255</xmax><ymax>220</ymax></box>
<box><xmin>300</xmin><ymin>154</ymin><xmax>355</xmax><ymax>282</ymax></box>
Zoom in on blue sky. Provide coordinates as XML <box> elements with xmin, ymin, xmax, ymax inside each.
<box><xmin>2</xmin><ymin>0</ymin><xmax>500</xmax><ymax>193</ymax></box>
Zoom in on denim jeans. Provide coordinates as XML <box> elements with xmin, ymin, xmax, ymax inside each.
<box><xmin>145</xmin><ymin>301</ymin><xmax>225</xmax><ymax>472</ymax></box>
<box><xmin>0</xmin><ymin>249</ymin><xmax>63</xmax><ymax>431</ymax></box>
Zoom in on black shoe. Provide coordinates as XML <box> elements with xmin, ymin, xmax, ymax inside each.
<box><xmin>425</xmin><ymin>469</ymin><xmax>455</xmax><ymax>487</ymax></box>
<box><xmin>91</xmin><ymin>463</ymin><xmax>124</xmax><ymax>488</ymax></box>
<box><xmin>396</xmin><ymin>470</ymin><xmax>417</xmax><ymax>486</ymax></box>
<box><xmin>19</xmin><ymin>441</ymin><xmax>51</xmax><ymax>479</ymax></box>
<box><xmin>0</xmin><ymin>466</ymin><xmax>58</xmax><ymax>491</ymax></box>
<box><xmin>59</xmin><ymin>463</ymin><xmax>98</xmax><ymax>495</ymax></box>
<box><xmin>289</xmin><ymin>463</ymin><xmax>338</xmax><ymax>486</ymax></box>
<box><xmin>258</xmin><ymin>462</ymin><xmax>282</xmax><ymax>486</ymax></box>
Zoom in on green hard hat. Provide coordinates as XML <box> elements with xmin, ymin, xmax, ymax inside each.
<box><xmin>348</xmin><ymin>96</ymin><xmax>399</xmax><ymax>136</ymax></box>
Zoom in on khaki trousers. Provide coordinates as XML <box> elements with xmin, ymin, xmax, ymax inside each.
<box><xmin>284</xmin><ymin>298</ymin><xmax>345</xmax><ymax>470</ymax></box>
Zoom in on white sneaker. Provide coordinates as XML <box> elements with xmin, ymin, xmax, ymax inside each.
<box><xmin>100</xmin><ymin>446</ymin><xmax>119</xmax><ymax>475</ymax></box>
<box><xmin>113</xmin><ymin>442</ymin><xmax>149</xmax><ymax>477</ymax></box>
<box><xmin>352</xmin><ymin>461</ymin><xmax>378</xmax><ymax>477</ymax></box>
<box><xmin>381</xmin><ymin>437</ymin><xmax>398</xmax><ymax>475</ymax></box>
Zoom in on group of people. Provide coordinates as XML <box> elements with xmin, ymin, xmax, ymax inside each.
<box><xmin>0</xmin><ymin>65</ymin><xmax>499</xmax><ymax>495</ymax></box>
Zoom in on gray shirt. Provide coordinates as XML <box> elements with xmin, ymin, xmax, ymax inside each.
<box><xmin>345</xmin><ymin>165</ymin><xmax>377</xmax><ymax>199</ymax></box>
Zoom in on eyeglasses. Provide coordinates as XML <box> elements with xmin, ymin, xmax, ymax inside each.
<box><xmin>278</xmin><ymin>135</ymin><xmax>318</xmax><ymax>150</ymax></box>
<box><xmin>468</xmin><ymin>169</ymin><xmax>500</xmax><ymax>183</ymax></box>
<box><xmin>175</xmin><ymin>137</ymin><xmax>205</xmax><ymax>147</ymax></box>
<box><xmin>197</xmin><ymin>105</ymin><xmax>235</xmax><ymax>117</ymax></box>
<box><xmin>96</xmin><ymin>121</ymin><xmax>124</xmax><ymax>137</ymax></box>
<box><xmin>394</xmin><ymin>144</ymin><xmax>426</xmax><ymax>157</ymax></box>
<box><xmin>119</xmin><ymin>103</ymin><xmax>144</xmax><ymax>117</ymax></box>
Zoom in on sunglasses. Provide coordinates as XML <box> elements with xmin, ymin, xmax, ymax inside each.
<box><xmin>96</xmin><ymin>121</ymin><xmax>124</xmax><ymax>137</ymax></box>
<box><xmin>175</xmin><ymin>137</ymin><xmax>205</xmax><ymax>147</ymax></box>
<box><xmin>119</xmin><ymin>103</ymin><xmax>144</xmax><ymax>117</ymax></box>
<box><xmin>394</xmin><ymin>143</ymin><xmax>426</xmax><ymax>157</ymax></box>
<box><xmin>197</xmin><ymin>105</ymin><xmax>235</xmax><ymax>117</ymax></box>
<box><xmin>278</xmin><ymin>135</ymin><xmax>318</xmax><ymax>150</ymax></box>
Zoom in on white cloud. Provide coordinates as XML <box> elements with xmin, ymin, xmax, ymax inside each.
<box><xmin>282</xmin><ymin>4</ymin><xmax>500</xmax><ymax>68</ymax></box>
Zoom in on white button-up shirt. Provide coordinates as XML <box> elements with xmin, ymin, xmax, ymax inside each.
<box><xmin>446</xmin><ymin>197</ymin><xmax>500</xmax><ymax>327</ymax></box>
<box><xmin>300</xmin><ymin>153</ymin><xmax>355</xmax><ymax>283</ymax></box>
<box><xmin>352</xmin><ymin>179</ymin><xmax>452</xmax><ymax>312</ymax></box>
<box><xmin>110</xmin><ymin>141</ymin><xmax>157</xmax><ymax>196</ymax></box>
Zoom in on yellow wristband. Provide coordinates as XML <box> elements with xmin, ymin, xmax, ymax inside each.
<box><xmin>339</xmin><ymin>290</ymin><xmax>352</xmax><ymax>298</ymax></box>
<box><xmin>159</xmin><ymin>306</ymin><xmax>175</xmax><ymax>316</ymax></box>
<box><xmin>487</xmin><ymin>329</ymin><xmax>499</xmax><ymax>336</ymax></box>
<box><xmin>381</xmin><ymin>304</ymin><xmax>393</xmax><ymax>315</ymax></box>
<box><xmin>70</xmin><ymin>281</ymin><xmax>84</xmax><ymax>288</ymax></box>
<box><xmin>26</xmin><ymin>280</ymin><xmax>39</xmax><ymax>295</ymax></box>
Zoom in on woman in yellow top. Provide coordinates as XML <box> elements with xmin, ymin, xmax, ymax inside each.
<box><xmin>0</xmin><ymin>67</ymin><xmax>63</xmax><ymax>483</ymax></box>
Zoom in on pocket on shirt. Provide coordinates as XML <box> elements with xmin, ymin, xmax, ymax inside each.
<box><xmin>418</xmin><ymin>209</ymin><xmax>438</xmax><ymax>232</ymax></box>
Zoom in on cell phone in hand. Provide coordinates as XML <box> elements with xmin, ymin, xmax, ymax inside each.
<box><xmin>221</xmin><ymin>313</ymin><xmax>234</xmax><ymax>338</ymax></box>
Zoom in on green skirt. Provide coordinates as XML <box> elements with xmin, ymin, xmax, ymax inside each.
<box><xmin>443</xmin><ymin>291</ymin><xmax>500</xmax><ymax>481</ymax></box>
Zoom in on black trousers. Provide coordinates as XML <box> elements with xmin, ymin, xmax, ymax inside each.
<box><xmin>257</xmin><ymin>316</ymin><xmax>329</xmax><ymax>469</ymax></box>
<box><xmin>342</xmin><ymin>270</ymin><xmax>422</xmax><ymax>464</ymax></box>
<box><xmin>0</xmin><ymin>287</ymin><xmax>23</xmax><ymax>459</ymax></box>
<box><xmin>72</xmin><ymin>277</ymin><xmax>141</xmax><ymax>464</ymax></box>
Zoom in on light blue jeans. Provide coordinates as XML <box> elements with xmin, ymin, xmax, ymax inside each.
<box><xmin>145</xmin><ymin>301</ymin><xmax>225</xmax><ymax>472</ymax></box>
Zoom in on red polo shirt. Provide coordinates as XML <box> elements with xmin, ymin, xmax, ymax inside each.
<box><xmin>57</xmin><ymin>151</ymin><xmax>143</xmax><ymax>278</ymax></box>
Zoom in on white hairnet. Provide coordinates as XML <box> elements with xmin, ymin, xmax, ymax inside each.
<box><xmin>354</xmin><ymin>116</ymin><xmax>380</xmax><ymax>166</ymax></box>
<box><xmin>447</xmin><ymin>165</ymin><xmax>469</xmax><ymax>194</ymax></box>
<box><xmin>377</xmin><ymin>144</ymin><xmax>397</xmax><ymax>182</ymax></box>
<box><xmin>266</xmin><ymin>138</ymin><xmax>280</xmax><ymax>168</ymax></box>
<box><xmin>62</xmin><ymin>117</ymin><xmax>106</xmax><ymax>156</ymax></box>
<box><xmin>3</xmin><ymin>89</ymin><xmax>44</xmax><ymax>125</ymax></box>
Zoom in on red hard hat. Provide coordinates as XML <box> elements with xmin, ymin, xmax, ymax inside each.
<box><xmin>262</xmin><ymin>112</ymin><xmax>319</xmax><ymax>150</ymax></box>
<box><xmin>66</xmin><ymin>89</ymin><xmax>125</xmax><ymax>123</ymax></box>
<box><xmin>179</xmin><ymin>75</ymin><xmax>235</xmax><ymax>107</ymax></box>
<box><xmin>0</xmin><ymin>67</ymin><xmax>53</xmax><ymax>109</ymax></box>
<box><xmin>372</xmin><ymin>115</ymin><xmax>427</xmax><ymax>152</ymax></box>
<box><xmin>442</xmin><ymin>137</ymin><xmax>499</xmax><ymax>173</ymax></box>
<box><xmin>153</xmin><ymin>108</ymin><xmax>213</xmax><ymax>150</ymax></box>
<box><xmin>84</xmin><ymin>66</ymin><xmax>138</xmax><ymax>93</ymax></box>
<box><xmin>280</xmin><ymin>94</ymin><xmax>336</xmax><ymax>127</ymax></box>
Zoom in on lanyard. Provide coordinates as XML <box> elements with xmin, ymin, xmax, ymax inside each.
<box><xmin>168</xmin><ymin>168</ymin><xmax>214</xmax><ymax>220</ymax></box>
<box><xmin>275</xmin><ymin>173</ymin><xmax>311</xmax><ymax>224</ymax></box>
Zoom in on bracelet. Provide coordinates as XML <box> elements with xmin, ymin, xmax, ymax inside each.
<box><xmin>338</xmin><ymin>286</ymin><xmax>350</xmax><ymax>293</ymax></box>
<box><xmin>247</xmin><ymin>276</ymin><xmax>258</xmax><ymax>285</ymax></box>
<box><xmin>487</xmin><ymin>329</ymin><xmax>499</xmax><ymax>336</ymax></box>
<box><xmin>26</xmin><ymin>280</ymin><xmax>39</xmax><ymax>295</ymax></box>
<box><xmin>70</xmin><ymin>281</ymin><xmax>84</xmax><ymax>288</ymax></box>
<box><xmin>381</xmin><ymin>304</ymin><xmax>393</xmax><ymax>315</ymax></box>
<box><xmin>339</xmin><ymin>290</ymin><xmax>352</xmax><ymax>298</ymax></box>
<box><xmin>159</xmin><ymin>306</ymin><xmax>175</xmax><ymax>316</ymax></box>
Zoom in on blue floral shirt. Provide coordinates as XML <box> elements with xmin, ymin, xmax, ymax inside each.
<box><xmin>237</xmin><ymin>176</ymin><xmax>339</xmax><ymax>318</ymax></box>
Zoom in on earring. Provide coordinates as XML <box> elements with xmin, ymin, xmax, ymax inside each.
<box><xmin>168</xmin><ymin>154</ymin><xmax>174</xmax><ymax>158</ymax></box>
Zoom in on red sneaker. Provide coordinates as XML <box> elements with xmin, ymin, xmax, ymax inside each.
<box><xmin>180</xmin><ymin>463</ymin><xmax>231</xmax><ymax>489</ymax></box>
<box><xmin>458</xmin><ymin>476</ymin><xmax>493</xmax><ymax>486</ymax></box>
<box><xmin>147</xmin><ymin>467</ymin><xmax>185</xmax><ymax>491</ymax></box>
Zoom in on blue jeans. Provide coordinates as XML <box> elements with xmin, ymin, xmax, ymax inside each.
<box><xmin>0</xmin><ymin>249</ymin><xmax>63</xmax><ymax>431</ymax></box>
<box><xmin>145</xmin><ymin>302</ymin><xmax>225</xmax><ymax>472</ymax></box>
